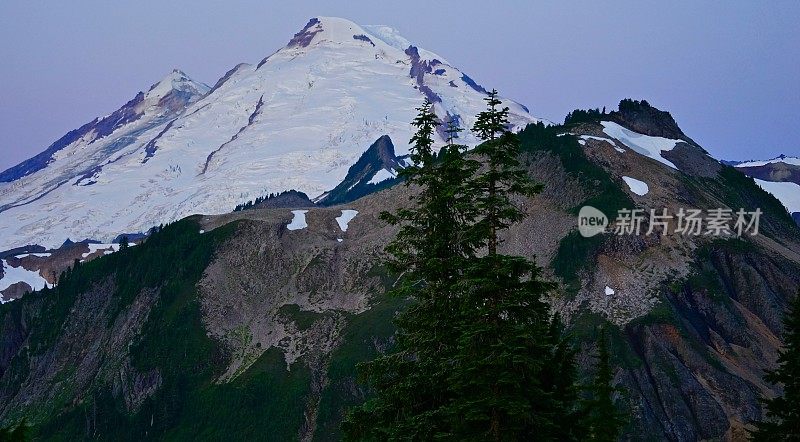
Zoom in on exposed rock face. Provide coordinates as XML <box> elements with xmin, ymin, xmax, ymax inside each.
<box><xmin>661</xmin><ymin>141</ymin><xmax>722</xmax><ymax>178</ymax></box>
<box><xmin>0</xmin><ymin>280</ymin><xmax>159</xmax><ymax>420</ymax></box>
<box><xmin>736</xmin><ymin>161</ymin><xmax>800</xmax><ymax>185</ymax></box>
<box><xmin>286</xmin><ymin>18</ymin><xmax>323</xmax><ymax>49</ymax></box>
<box><xmin>0</xmin><ymin>241</ymin><xmax>128</xmax><ymax>302</ymax></box>
<box><xmin>197</xmin><ymin>208</ymin><xmax>387</xmax><ymax>378</ymax></box>
<box><xmin>317</xmin><ymin>135</ymin><xmax>407</xmax><ymax>206</ymax></box>
<box><xmin>617</xmin><ymin>243</ymin><xmax>797</xmax><ymax>440</ymax></box>
<box><xmin>609</xmin><ymin>99</ymin><xmax>691</xmax><ymax>142</ymax></box>
<box><xmin>252</xmin><ymin>190</ymin><xmax>315</xmax><ymax>209</ymax></box>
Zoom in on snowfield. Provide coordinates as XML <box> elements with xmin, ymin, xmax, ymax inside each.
<box><xmin>754</xmin><ymin>179</ymin><xmax>800</xmax><ymax>214</ymax></box>
<box><xmin>335</xmin><ymin>209</ymin><xmax>359</xmax><ymax>232</ymax></box>
<box><xmin>0</xmin><ymin>259</ymin><xmax>51</xmax><ymax>297</ymax></box>
<box><xmin>368</xmin><ymin>168</ymin><xmax>396</xmax><ymax>185</ymax></box>
<box><xmin>287</xmin><ymin>210</ymin><xmax>309</xmax><ymax>230</ymax></box>
<box><xmin>0</xmin><ymin>16</ymin><xmax>539</xmax><ymax>252</ymax></box>
<box><xmin>580</xmin><ymin>135</ymin><xmax>624</xmax><ymax>153</ymax></box>
<box><xmin>80</xmin><ymin>243</ymin><xmax>122</xmax><ymax>259</ymax></box>
<box><xmin>601</xmin><ymin>121</ymin><xmax>682</xmax><ymax>169</ymax></box>
<box><xmin>622</xmin><ymin>176</ymin><xmax>650</xmax><ymax>196</ymax></box>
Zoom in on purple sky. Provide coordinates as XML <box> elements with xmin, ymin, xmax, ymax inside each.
<box><xmin>1</xmin><ymin>1</ymin><xmax>798</xmax><ymax>171</ymax></box>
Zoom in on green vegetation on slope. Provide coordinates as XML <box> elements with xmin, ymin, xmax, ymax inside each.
<box><xmin>1</xmin><ymin>219</ymin><xmax>317</xmax><ymax>441</ymax></box>
<box><xmin>314</xmin><ymin>290</ymin><xmax>405</xmax><ymax>441</ymax></box>
<box><xmin>518</xmin><ymin>122</ymin><xmax>633</xmax><ymax>295</ymax></box>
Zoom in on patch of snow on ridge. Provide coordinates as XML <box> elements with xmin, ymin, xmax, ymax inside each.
<box><xmin>287</xmin><ymin>210</ymin><xmax>309</xmax><ymax>230</ymax></box>
<box><xmin>622</xmin><ymin>176</ymin><xmax>649</xmax><ymax>196</ymax></box>
<box><xmin>368</xmin><ymin>168</ymin><xmax>396</xmax><ymax>185</ymax></box>
<box><xmin>15</xmin><ymin>253</ymin><xmax>51</xmax><ymax>258</ymax></box>
<box><xmin>605</xmin><ymin>286</ymin><xmax>615</xmax><ymax>296</ymax></box>
<box><xmin>336</xmin><ymin>210</ymin><xmax>359</xmax><ymax>232</ymax></box>
<box><xmin>736</xmin><ymin>156</ymin><xmax>800</xmax><ymax>168</ymax></box>
<box><xmin>81</xmin><ymin>243</ymin><xmax>120</xmax><ymax>259</ymax></box>
<box><xmin>580</xmin><ymin>135</ymin><xmax>625</xmax><ymax>153</ymax></box>
<box><xmin>0</xmin><ymin>259</ymin><xmax>51</xmax><ymax>294</ymax></box>
<box><xmin>601</xmin><ymin>121</ymin><xmax>681</xmax><ymax>169</ymax></box>
<box><xmin>754</xmin><ymin>179</ymin><xmax>800</xmax><ymax>213</ymax></box>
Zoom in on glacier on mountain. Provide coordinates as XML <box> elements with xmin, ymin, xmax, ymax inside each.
<box><xmin>0</xmin><ymin>17</ymin><xmax>539</xmax><ymax>251</ymax></box>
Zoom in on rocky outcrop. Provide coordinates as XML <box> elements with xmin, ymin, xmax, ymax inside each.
<box><xmin>609</xmin><ymin>99</ymin><xmax>691</xmax><ymax>143</ymax></box>
<box><xmin>317</xmin><ymin>135</ymin><xmax>407</xmax><ymax>206</ymax></box>
<box><xmin>0</xmin><ymin>280</ymin><xmax>159</xmax><ymax>421</ymax></box>
<box><xmin>736</xmin><ymin>160</ymin><xmax>800</xmax><ymax>186</ymax></box>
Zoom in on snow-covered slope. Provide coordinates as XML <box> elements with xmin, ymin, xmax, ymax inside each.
<box><xmin>0</xmin><ymin>17</ymin><xmax>539</xmax><ymax>250</ymax></box>
<box><xmin>754</xmin><ymin>179</ymin><xmax>800</xmax><ymax>215</ymax></box>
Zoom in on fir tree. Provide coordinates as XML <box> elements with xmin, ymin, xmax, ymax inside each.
<box><xmin>751</xmin><ymin>289</ymin><xmax>800</xmax><ymax>441</ymax></box>
<box><xmin>584</xmin><ymin>329</ymin><xmax>626</xmax><ymax>441</ymax></box>
<box><xmin>438</xmin><ymin>90</ymin><xmax>579</xmax><ymax>440</ymax></box>
<box><xmin>119</xmin><ymin>235</ymin><xmax>129</xmax><ymax>250</ymax></box>
<box><xmin>343</xmin><ymin>100</ymin><xmax>480</xmax><ymax>439</ymax></box>
<box><xmin>470</xmin><ymin>89</ymin><xmax>542</xmax><ymax>255</ymax></box>
<box><xmin>346</xmin><ymin>94</ymin><xmax>582</xmax><ymax>441</ymax></box>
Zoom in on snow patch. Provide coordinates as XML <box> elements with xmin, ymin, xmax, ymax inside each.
<box><xmin>336</xmin><ymin>209</ymin><xmax>359</xmax><ymax>232</ymax></box>
<box><xmin>81</xmin><ymin>243</ymin><xmax>120</xmax><ymax>259</ymax></box>
<box><xmin>605</xmin><ymin>286</ymin><xmax>615</xmax><ymax>296</ymax></box>
<box><xmin>622</xmin><ymin>176</ymin><xmax>650</xmax><ymax>196</ymax></box>
<box><xmin>0</xmin><ymin>259</ymin><xmax>51</xmax><ymax>294</ymax></box>
<box><xmin>754</xmin><ymin>179</ymin><xmax>800</xmax><ymax>213</ymax></box>
<box><xmin>287</xmin><ymin>210</ymin><xmax>309</xmax><ymax>230</ymax></box>
<box><xmin>580</xmin><ymin>135</ymin><xmax>625</xmax><ymax>153</ymax></box>
<box><xmin>15</xmin><ymin>253</ymin><xmax>51</xmax><ymax>258</ymax></box>
<box><xmin>368</xmin><ymin>168</ymin><xmax>396</xmax><ymax>185</ymax></box>
<box><xmin>601</xmin><ymin>121</ymin><xmax>681</xmax><ymax>169</ymax></box>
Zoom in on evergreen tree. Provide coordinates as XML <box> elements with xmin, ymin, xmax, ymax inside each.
<box><xmin>584</xmin><ymin>330</ymin><xmax>626</xmax><ymax>441</ymax></box>
<box><xmin>470</xmin><ymin>89</ymin><xmax>542</xmax><ymax>255</ymax></box>
<box><xmin>345</xmin><ymin>93</ymin><xmax>582</xmax><ymax>441</ymax></box>
<box><xmin>437</xmin><ymin>90</ymin><xmax>577</xmax><ymax>440</ymax></box>
<box><xmin>343</xmin><ymin>100</ymin><xmax>480</xmax><ymax>439</ymax></box>
<box><xmin>119</xmin><ymin>235</ymin><xmax>129</xmax><ymax>250</ymax></box>
<box><xmin>752</xmin><ymin>289</ymin><xmax>800</xmax><ymax>441</ymax></box>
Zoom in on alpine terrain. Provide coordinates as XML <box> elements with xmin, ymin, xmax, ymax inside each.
<box><xmin>1</xmin><ymin>16</ymin><xmax>799</xmax><ymax>442</ymax></box>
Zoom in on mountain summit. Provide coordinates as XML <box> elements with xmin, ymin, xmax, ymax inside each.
<box><xmin>0</xmin><ymin>17</ymin><xmax>537</xmax><ymax>250</ymax></box>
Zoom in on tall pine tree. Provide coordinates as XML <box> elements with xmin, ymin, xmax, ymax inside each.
<box><xmin>441</xmin><ymin>90</ymin><xmax>580</xmax><ymax>440</ymax></box>
<box><xmin>584</xmin><ymin>329</ymin><xmax>626</xmax><ymax>441</ymax></box>
<box><xmin>751</xmin><ymin>289</ymin><xmax>800</xmax><ymax>440</ymax></box>
<box><xmin>345</xmin><ymin>94</ymin><xmax>583</xmax><ymax>440</ymax></box>
<box><xmin>343</xmin><ymin>100</ymin><xmax>480</xmax><ymax>439</ymax></box>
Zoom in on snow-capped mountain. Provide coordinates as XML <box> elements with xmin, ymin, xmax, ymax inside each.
<box><xmin>0</xmin><ymin>16</ymin><xmax>538</xmax><ymax>251</ymax></box>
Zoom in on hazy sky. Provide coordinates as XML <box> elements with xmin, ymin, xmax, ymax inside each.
<box><xmin>1</xmin><ymin>1</ymin><xmax>798</xmax><ymax>171</ymax></box>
